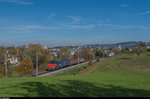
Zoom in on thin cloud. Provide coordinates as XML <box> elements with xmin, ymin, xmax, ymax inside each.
<box><xmin>65</xmin><ymin>24</ymin><xmax>95</xmax><ymax>29</ymax></box>
<box><xmin>139</xmin><ymin>10</ymin><xmax>150</xmax><ymax>16</ymax></box>
<box><xmin>5</xmin><ymin>23</ymin><xmax>150</xmax><ymax>31</ymax></box>
<box><xmin>98</xmin><ymin>24</ymin><xmax>150</xmax><ymax>30</ymax></box>
<box><xmin>5</xmin><ymin>25</ymin><xmax>62</xmax><ymax>30</ymax></box>
<box><xmin>120</xmin><ymin>4</ymin><xmax>130</xmax><ymax>7</ymax></box>
<box><xmin>97</xmin><ymin>19</ymin><xmax>110</xmax><ymax>23</ymax></box>
<box><xmin>5</xmin><ymin>24</ymin><xmax>95</xmax><ymax>30</ymax></box>
<box><xmin>0</xmin><ymin>0</ymin><xmax>33</xmax><ymax>5</ymax></box>
<box><xmin>67</xmin><ymin>16</ymin><xmax>82</xmax><ymax>24</ymax></box>
<box><xmin>48</xmin><ymin>13</ymin><xmax>57</xmax><ymax>20</ymax></box>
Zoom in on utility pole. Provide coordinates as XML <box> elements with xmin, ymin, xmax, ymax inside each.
<box><xmin>70</xmin><ymin>47</ymin><xmax>72</xmax><ymax>60</ymax></box>
<box><xmin>102</xmin><ymin>48</ymin><xmax>104</xmax><ymax>58</ymax></box>
<box><xmin>60</xmin><ymin>50</ymin><xmax>61</xmax><ymax>61</ymax></box>
<box><xmin>5</xmin><ymin>53</ymin><xmax>7</xmax><ymax>78</ymax></box>
<box><xmin>36</xmin><ymin>53</ymin><xmax>38</xmax><ymax>77</ymax></box>
<box><xmin>78</xmin><ymin>49</ymin><xmax>80</xmax><ymax>64</ymax></box>
<box><xmin>93</xmin><ymin>51</ymin><xmax>95</xmax><ymax>60</ymax></box>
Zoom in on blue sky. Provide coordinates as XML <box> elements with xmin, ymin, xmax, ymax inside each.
<box><xmin>0</xmin><ymin>0</ymin><xmax>150</xmax><ymax>46</ymax></box>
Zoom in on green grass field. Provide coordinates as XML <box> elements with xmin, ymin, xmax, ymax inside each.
<box><xmin>0</xmin><ymin>51</ymin><xmax>150</xmax><ymax>97</ymax></box>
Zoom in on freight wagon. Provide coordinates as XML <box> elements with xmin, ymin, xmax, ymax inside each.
<box><xmin>71</xmin><ymin>59</ymin><xmax>78</xmax><ymax>65</ymax></box>
<box><xmin>47</xmin><ymin>58</ymin><xmax>85</xmax><ymax>71</ymax></box>
<box><xmin>79</xmin><ymin>58</ymin><xmax>85</xmax><ymax>63</ymax></box>
<box><xmin>62</xmin><ymin>60</ymin><xmax>71</xmax><ymax>67</ymax></box>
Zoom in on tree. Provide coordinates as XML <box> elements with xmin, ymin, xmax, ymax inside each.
<box><xmin>125</xmin><ymin>47</ymin><xmax>129</xmax><ymax>51</ymax></box>
<box><xmin>135</xmin><ymin>48</ymin><xmax>142</xmax><ymax>56</ymax></box>
<box><xmin>18</xmin><ymin>45</ymin><xmax>28</xmax><ymax>61</ymax></box>
<box><xmin>95</xmin><ymin>50</ymin><xmax>100</xmax><ymax>58</ymax></box>
<box><xmin>0</xmin><ymin>46</ymin><xmax>7</xmax><ymax>65</ymax></box>
<box><xmin>60</xmin><ymin>46</ymin><xmax>71</xmax><ymax>60</ymax></box>
<box><xmin>0</xmin><ymin>64</ymin><xmax>12</xmax><ymax>78</ymax></box>
<box><xmin>114</xmin><ymin>47</ymin><xmax>120</xmax><ymax>55</ymax></box>
<box><xmin>81</xmin><ymin>48</ymin><xmax>93</xmax><ymax>61</ymax></box>
<box><xmin>0</xmin><ymin>46</ymin><xmax>13</xmax><ymax>78</ymax></box>
<box><xmin>27</xmin><ymin>44</ymin><xmax>51</xmax><ymax>70</ymax></box>
<box><xmin>10</xmin><ymin>46</ymin><xmax>18</xmax><ymax>56</ymax></box>
<box><xmin>28</xmin><ymin>44</ymin><xmax>45</xmax><ymax>68</ymax></box>
<box><xmin>135</xmin><ymin>43</ymin><xmax>143</xmax><ymax>56</ymax></box>
<box><xmin>38</xmin><ymin>50</ymin><xmax>50</xmax><ymax>71</ymax></box>
<box><xmin>121</xmin><ymin>48</ymin><xmax>126</xmax><ymax>53</ymax></box>
<box><xmin>38</xmin><ymin>53</ymin><xmax>49</xmax><ymax>65</ymax></box>
<box><xmin>134</xmin><ymin>42</ymin><xmax>146</xmax><ymax>56</ymax></box>
<box><xmin>17</xmin><ymin>58</ymin><xmax>34</xmax><ymax>75</ymax></box>
<box><xmin>140</xmin><ymin>43</ymin><xmax>146</xmax><ymax>50</ymax></box>
<box><xmin>0</xmin><ymin>65</ymin><xmax>5</xmax><ymax>78</ymax></box>
<box><xmin>95</xmin><ymin>49</ymin><xmax>103</xmax><ymax>58</ymax></box>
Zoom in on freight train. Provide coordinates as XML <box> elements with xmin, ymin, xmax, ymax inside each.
<box><xmin>47</xmin><ymin>58</ymin><xmax>85</xmax><ymax>71</ymax></box>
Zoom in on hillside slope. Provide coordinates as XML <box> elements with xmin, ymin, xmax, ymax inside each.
<box><xmin>0</xmin><ymin>51</ymin><xmax>150</xmax><ymax>97</ymax></box>
<box><xmin>79</xmin><ymin>51</ymin><xmax>150</xmax><ymax>76</ymax></box>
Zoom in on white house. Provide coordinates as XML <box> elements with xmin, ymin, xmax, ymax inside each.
<box><xmin>71</xmin><ymin>51</ymin><xmax>76</xmax><ymax>56</ymax></box>
<box><xmin>108</xmin><ymin>52</ymin><xmax>115</xmax><ymax>57</ymax></box>
<box><xmin>8</xmin><ymin>56</ymin><xmax>18</xmax><ymax>64</ymax></box>
<box><xmin>43</xmin><ymin>45</ymin><xmax>48</xmax><ymax>50</ymax></box>
<box><xmin>50</xmin><ymin>51</ymin><xmax>58</xmax><ymax>57</ymax></box>
<box><xmin>51</xmin><ymin>48</ymin><xmax>60</xmax><ymax>51</ymax></box>
<box><xmin>119</xmin><ymin>45</ymin><xmax>122</xmax><ymax>50</ymax></box>
<box><xmin>146</xmin><ymin>46</ymin><xmax>150</xmax><ymax>49</ymax></box>
<box><xmin>129</xmin><ymin>48</ymin><xmax>133</xmax><ymax>51</ymax></box>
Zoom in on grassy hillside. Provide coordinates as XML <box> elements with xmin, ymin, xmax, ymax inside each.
<box><xmin>79</xmin><ymin>51</ymin><xmax>150</xmax><ymax>76</ymax></box>
<box><xmin>0</xmin><ymin>51</ymin><xmax>150</xmax><ymax>97</ymax></box>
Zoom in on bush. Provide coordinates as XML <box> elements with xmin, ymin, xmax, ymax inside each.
<box><xmin>83</xmin><ymin>66</ymin><xmax>87</xmax><ymax>69</ymax></box>
<box><xmin>96</xmin><ymin>58</ymin><xmax>100</xmax><ymax>62</ymax></box>
<box><xmin>7</xmin><ymin>66</ymin><xmax>12</xmax><ymax>78</ymax></box>
<box><xmin>39</xmin><ymin>64</ymin><xmax>48</xmax><ymax>71</ymax></box>
<box><xmin>79</xmin><ymin>67</ymin><xmax>84</xmax><ymax>71</ymax></box>
<box><xmin>0</xmin><ymin>65</ymin><xmax>12</xmax><ymax>78</ymax></box>
<box><xmin>88</xmin><ymin>60</ymin><xmax>93</xmax><ymax>66</ymax></box>
<box><xmin>0</xmin><ymin>66</ymin><xmax>5</xmax><ymax>78</ymax></box>
<box><xmin>17</xmin><ymin>58</ymin><xmax>34</xmax><ymax>75</ymax></box>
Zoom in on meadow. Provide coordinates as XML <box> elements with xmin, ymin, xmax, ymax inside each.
<box><xmin>0</xmin><ymin>50</ymin><xmax>150</xmax><ymax>97</ymax></box>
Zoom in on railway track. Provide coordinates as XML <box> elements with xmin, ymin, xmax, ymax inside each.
<box><xmin>16</xmin><ymin>70</ymin><xmax>49</xmax><ymax>77</ymax></box>
<box><xmin>16</xmin><ymin>61</ymin><xmax>89</xmax><ymax>78</ymax></box>
<box><xmin>39</xmin><ymin>59</ymin><xmax>102</xmax><ymax>77</ymax></box>
<box><xmin>39</xmin><ymin>61</ymin><xmax>89</xmax><ymax>77</ymax></box>
<box><xmin>16</xmin><ymin>59</ymin><xmax>103</xmax><ymax>78</ymax></box>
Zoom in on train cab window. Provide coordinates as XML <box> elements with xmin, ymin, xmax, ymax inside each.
<box><xmin>50</xmin><ymin>61</ymin><xmax>56</xmax><ymax>64</ymax></box>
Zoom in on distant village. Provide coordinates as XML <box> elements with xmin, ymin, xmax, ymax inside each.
<box><xmin>6</xmin><ymin>41</ymin><xmax>150</xmax><ymax>66</ymax></box>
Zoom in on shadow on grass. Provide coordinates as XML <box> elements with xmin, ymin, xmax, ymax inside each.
<box><xmin>147</xmin><ymin>49</ymin><xmax>150</xmax><ymax>52</ymax></box>
<box><xmin>10</xmin><ymin>80</ymin><xmax>150</xmax><ymax>97</ymax></box>
<box><xmin>117</xmin><ymin>58</ymin><xmax>131</xmax><ymax>60</ymax></box>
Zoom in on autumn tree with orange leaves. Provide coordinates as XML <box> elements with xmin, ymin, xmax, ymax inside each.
<box><xmin>17</xmin><ymin>58</ymin><xmax>34</xmax><ymax>75</ymax></box>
